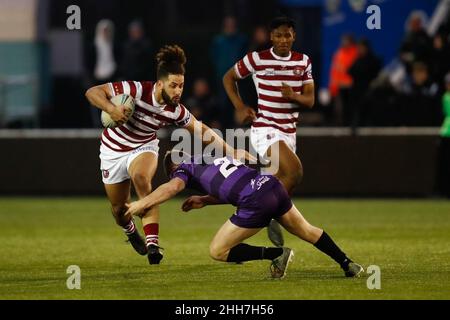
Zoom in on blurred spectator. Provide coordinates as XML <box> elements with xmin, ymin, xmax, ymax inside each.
<box><xmin>437</xmin><ymin>73</ymin><xmax>450</xmax><ymax>197</ymax></box>
<box><xmin>328</xmin><ymin>34</ymin><xmax>358</xmax><ymax>125</ymax></box>
<box><xmin>430</xmin><ymin>31</ymin><xmax>450</xmax><ymax>89</ymax></box>
<box><xmin>249</xmin><ymin>25</ymin><xmax>270</xmax><ymax>52</ymax></box>
<box><xmin>86</xmin><ymin>19</ymin><xmax>120</xmax><ymax>127</ymax></box>
<box><xmin>348</xmin><ymin>38</ymin><xmax>381</xmax><ymax>128</ymax></box>
<box><xmin>92</xmin><ymin>20</ymin><xmax>119</xmax><ymax>83</ymax></box>
<box><xmin>210</xmin><ymin>16</ymin><xmax>248</xmax><ymax>128</ymax></box>
<box><xmin>121</xmin><ymin>20</ymin><xmax>155</xmax><ymax>81</ymax></box>
<box><xmin>363</xmin><ymin>75</ymin><xmax>401</xmax><ymax>126</ymax></box>
<box><xmin>185</xmin><ymin>78</ymin><xmax>221</xmax><ymax>130</ymax></box>
<box><xmin>399</xmin><ymin>11</ymin><xmax>432</xmax><ymax>73</ymax></box>
<box><xmin>399</xmin><ymin>61</ymin><xmax>441</xmax><ymax>126</ymax></box>
<box><xmin>238</xmin><ymin>25</ymin><xmax>271</xmax><ymax>110</ymax></box>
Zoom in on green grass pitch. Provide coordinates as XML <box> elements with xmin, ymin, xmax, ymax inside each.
<box><xmin>0</xmin><ymin>197</ymin><xmax>449</xmax><ymax>300</ymax></box>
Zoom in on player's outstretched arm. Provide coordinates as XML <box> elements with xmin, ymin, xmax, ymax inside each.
<box><xmin>125</xmin><ymin>177</ymin><xmax>186</xmax><ymax>217</ymax></box>
<box><xmin>181</xmin><ymin>195</ymin><xmax>225</xmax><ymax>212</ymax></box>
<box><xmin>187</xmin><ymin>118</ymin><xmax>255</xmax><ymax>163</ymax></box>
<box><xmin>223</xmin><ymin>67</ymin><xmax>256</xmax><ymax>124</ymax></box>
<box><xmin>85</xmin><ymin>84</ymin><xmax>130</xmax><ymax>125</ymax></box>
<box><xmin>185</xmin><ymin>116</ymin><xmax>235</xmax><ymax>158</ymax></box>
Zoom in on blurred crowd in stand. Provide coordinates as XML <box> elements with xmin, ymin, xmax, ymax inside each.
<box><xmin>327</xmin><ymin>12</ymin><xmax>450</xmax><ymax>129</ymax></box>
<box><xmin>84</xmin><ymin>13</ymin><xmax>450</xmax><ymax>131</ymax></box>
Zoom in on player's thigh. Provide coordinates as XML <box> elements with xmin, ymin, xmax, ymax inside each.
<box><xmin>210</xmin><ymin>220</ymin><xmax>262</xmax><ymax>254</ymax></box>
<box><xmin>104</xmin><ymin>180</ymin><xmax>131</xmax><ymax>210</ymax></box>
<box><xmin>128</xmin><ymin>152</ymin><xmax>158</xmax><ymax>195</ymax></box>
<box><xmin>267</xmin><ymin>140</ymin><xmax>302</xmax><ymax>178</ymax></box>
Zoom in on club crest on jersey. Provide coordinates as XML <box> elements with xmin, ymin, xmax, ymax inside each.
<box><xmin>266</xmin><ymin>133</ymin><xmax>275</xmax><ymax>140</ymax></box>
<box><xmin>294</xmin><ymin>67</ymin><xmax>303</xmax><ymax>76</ymax></box>
<box><xmin>102</xmin><ymin>170</ymin><xmax>109</xmax><ymax>179</ymax></box>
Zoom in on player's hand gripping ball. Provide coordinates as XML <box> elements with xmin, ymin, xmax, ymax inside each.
<box><xmin>101</xmin><ymin>94</ymin><xmax>135</xmax><ymax>128</ymax></box>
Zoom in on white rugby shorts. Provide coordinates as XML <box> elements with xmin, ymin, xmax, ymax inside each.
<box><xmin>99</xmin><ymin>139</ymin><xmax>160</xmax><ymax>184</ymax></box>
<box><xmin>250</xmin><ymin>127</ymin><xmax>297</xmax><ymax>159</ymax></box>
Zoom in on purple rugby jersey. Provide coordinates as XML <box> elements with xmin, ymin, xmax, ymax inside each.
<box><xmin>170</xmin><ymin>155</ymin><xmax>275</xmax><ymax>206</ymax></box>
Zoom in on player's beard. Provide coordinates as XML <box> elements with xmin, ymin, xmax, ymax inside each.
<box><xmin>162</xmin><ymin>89</ymin><xmax>179</xmax><ymax>107</ymax></box>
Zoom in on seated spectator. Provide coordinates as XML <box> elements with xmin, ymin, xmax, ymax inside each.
<box><xmin>364</xmin><ymin>75</ymin><xmax>401</xmax><ymax>126</ymax></box>
<box><xmin>399</xmin><ymin>11</ymin><xmax>432</xmax><ymax>73</ymax></box>
<box><xmin>399</xmin><ymin>61</ymin><xmax>441</xmax><ymax>126</ymax></box>
<box><xmin>121</xmin><ymin>20</ymin><xmax>154</xmax><ymax>81</ymax></box>
<box><xmin>431</xmin><ymin>31</ymin><xmax>450</xmax><ymax>90</ymax></box>
<box><xmin>185</xmin><ymin>78</ymin><xmax>221</xmax><ymax>130</ymax></box>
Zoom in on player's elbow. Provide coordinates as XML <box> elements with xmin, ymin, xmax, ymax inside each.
<box><xmin>85</xmin><ymin>87</ymin><xmax>99</xmax><ymax>103</ymax></box>
<box><xmin>305</xmin><ymin>96</ymin><xmax>315</xmax><ymax>109</ymax></box>
<box><xmin>85</xmin><ymin>87</ymin><xmax>94</xmax><ymax>100</ymax></box>
<box><xmin>222</xmin><ymin>68</ymin><xmax>236</xmax><ymax>86</ymax></box>
<box><xmin>222</xmin><ymin>71</ymin><xmax>230</xmax><ymax>86</ymax></box>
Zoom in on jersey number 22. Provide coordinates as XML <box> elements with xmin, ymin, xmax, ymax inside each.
<box><xmin>213</xmin><ymin>157</ymin><xmax>242</xmax><ymax>178</ymax></box>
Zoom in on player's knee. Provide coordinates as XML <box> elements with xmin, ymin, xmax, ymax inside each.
<box><xmin>111</xmin><ymin>205</ymin><xmax>128</xmax><ymax>226</ymax></box>
<box><xmin>111</xmin><ymin>204</ymin><xmax>127</xmax><ymax>216</ymax></box>
<box><xmin>290</xmin><ymin>160</ymin><xmax>303</xmax><ymax>183</ymax></box>
<box><xmin>283</xmin><ymin>163</ymin><xmax>303</xmax><ymax>192</ymax></box>
<box><xmin>132</xmin><ymin>173</ymin><xmax>152</xmax><ymax>194</ymax></box>
<box><xmin>209</xmin><ymin>243</ymin><xmax>227</xmax><ymax>262</ymax></box>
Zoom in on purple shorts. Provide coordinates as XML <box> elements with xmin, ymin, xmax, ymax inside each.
<box><xmin>229</xmin><ymin>177</ymin><xmax>293</xmax><ymax>228</ymax></box>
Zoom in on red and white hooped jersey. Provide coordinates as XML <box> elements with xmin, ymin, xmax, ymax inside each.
<box><xmin>101</xmin><ymin>81</ymin><xmax>192</xmax><ymax>152</ymax></box>
<box><xmin>234</xmin><ymin>47</ymin><xmax>314</xmax><ymax>134</ymax></box>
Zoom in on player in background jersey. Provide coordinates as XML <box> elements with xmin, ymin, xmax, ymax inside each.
<box><xmin>124</xmin><ymin>150</ymin><xmax>364</xmax><ymax>279</ymax></box>
<box><xmin>85</xmin><ymin>45</ymin><xmax>243</xmax><ymax>265</ymax></box>
<box><xmin>223</xmin><ymin>16</ymin><xmax>315</xmax><ymax>248</ymax></box>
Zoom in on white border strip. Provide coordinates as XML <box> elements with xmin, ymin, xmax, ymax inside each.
<box><xmin>0</xmin><ymin>127</ymin><xmax>441</xmax><ymax>139</ymax></box>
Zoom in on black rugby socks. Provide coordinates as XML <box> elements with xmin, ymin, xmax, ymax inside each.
<box><xmin>313</xmin><ymin>231</ymin><xmax>349</xmax><ymax>268</ymax></box>
<box><xmin>226</xmin><ymin>243</ymin><xmax>283</xmax><ymax>262</ymax></box>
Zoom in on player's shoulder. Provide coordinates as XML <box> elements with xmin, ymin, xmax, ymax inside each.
<box><xmin>291</xmin><ymin>51</ymin><xmax>310</xmax><ymax>62</ymax></box>
<box><xmin>134</xmin><ymin>80</ymin><xmax>154</xmax><ymax>103</ymax></box>
<box><xmin>255</xmin><ymin>49</ymin><xmax>273</xmax><ymax>61</ymax></box>
<box><xmin>136</xmin><ymin>80</ymin><xmax>154</xmax><ymax>90</ymax></box>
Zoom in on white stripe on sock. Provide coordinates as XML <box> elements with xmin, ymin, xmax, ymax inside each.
<box><xmin>123</xmin><ymin>220</ymin><xmax>136</xmax><ymax>234</ymax></box>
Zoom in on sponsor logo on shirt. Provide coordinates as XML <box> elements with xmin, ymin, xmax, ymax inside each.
<box><xmin>264</xmin><ymin>68</ymin><xmax>276</xmax><ymax>76</ymax></box>
<box><xmin>250</xmin><ymin>176</ymin><xmax>271</xmax><ymax>190</ymax></box>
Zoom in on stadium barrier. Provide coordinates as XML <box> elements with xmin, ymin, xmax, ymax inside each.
<box><xmin>0</xmin><ymin>127</ymin><xmax>440</xmax><ymax>196</ymax></box>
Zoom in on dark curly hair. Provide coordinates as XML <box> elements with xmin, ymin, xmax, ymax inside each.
<box><xmin>163</xmin><ymin>149</ymin><xmax>192</xmax><ymax>177</ymax></box>
<box><xmin>269</xmin><ymin>16</ymin><xmax>296</xmax><ymax>31</ymax></box>
<box><xmin>156</xmin><ymin>44</ymin><xmax>187</xmax><ymax>79</ymax></box>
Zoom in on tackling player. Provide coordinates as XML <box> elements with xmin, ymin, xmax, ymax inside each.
<box><xmin>85</xmin><ymin>45</ymin><xmax>240</xmax><ymax>265</ymax></box>
<box><xmin>125</xmin><ymin>150</ymin><xmax>364</xmax><ymax>279</ymax></box>
<box><xmin>223</xmin><ymin>16</ymin><xmax>314</xmax><ymax>247</ymax></box>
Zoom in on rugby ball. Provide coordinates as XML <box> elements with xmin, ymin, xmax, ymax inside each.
<box><xmin>101</xmin><ymin>94</ymin><xmax>135</xmax><ymax>128</ymax></box>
